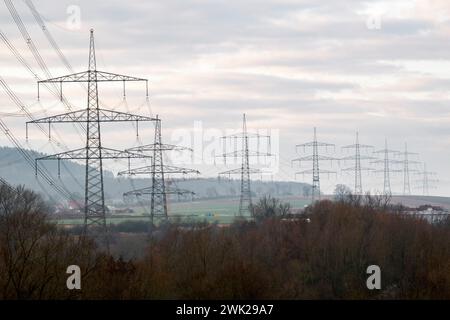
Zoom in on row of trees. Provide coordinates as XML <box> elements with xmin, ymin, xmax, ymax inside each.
<box><xmin>1</xmin><ymin>185</ymin><xmax>450</xmax><ymax>299</ymax></box>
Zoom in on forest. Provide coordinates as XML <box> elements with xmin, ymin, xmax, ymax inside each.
<box><xmin>1</xmin><ymin>184</ymin><xmax>450</xmax><ymax>299</ymax></box>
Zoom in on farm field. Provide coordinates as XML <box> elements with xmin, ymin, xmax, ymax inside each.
<box><xmin>55</xmin><ymin>195</ymin><xmax>450</xmax><ymax>226</ymax></box>
<box><xmin>56</xmin><ymin>196</ymin><xmax>312</xmax><ymax>225</ymax></box>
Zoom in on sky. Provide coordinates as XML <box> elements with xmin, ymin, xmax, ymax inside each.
<box><xmin>0</xmin><ymin>0</ymin><xmax>450</xmax><ymax>196</ymax></box>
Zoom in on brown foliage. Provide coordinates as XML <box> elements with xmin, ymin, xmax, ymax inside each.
<box><xmin>0</xmin><ymin>185</ymin><xmax>99</xmax><ymax>299</ymax></box>
<box><xmin>1</xmin><ymin>187</ymin><xmax>450</xmax><ymax>299</ymax></box>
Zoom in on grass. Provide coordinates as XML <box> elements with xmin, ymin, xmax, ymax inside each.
<box><xmin>55</xmin><ymin>196</ymin><xmax>312</xmax><ymax>226</ymax></box>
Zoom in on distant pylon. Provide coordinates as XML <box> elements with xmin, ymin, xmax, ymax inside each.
<box><xmin>150</xmin><ymin>116</ymin><xmax>167</xmax><ymax>220</ymax></box>
<box><xmin>372</xmin><ymin>139</ymin><xmax>400</xmax><ymax>195</ymax></box>
<box><xmin>312</xmin><ymin>128</ymin><xmax>320</xmax><ymax>201</ymax></box>
<box><xmin>240</xmin><ymin>114</ymin><xmax>251</xmax><ymax>216</ymax></box>
<box><xmin>395</xmin><ymin>143</ymin><xmax>419</xmax><ymax>195</ymax></box>
<box><xmin>218</xmin><ymin>114</ymin><xmax>272</xmax><ymax>217</ymax></box>
<box><xmin>293</xmin><ymin>127</ymin><xmax>337</xmax><ymax>203</ymax></box>
<box><xmin>415</xmin><ymin>163</ymin><xmax>438</xmax><ymax>196</ymax></box>
<box><xmin>423</xmin><ymin>164</ymin><xmax>429</xmax><ymax>196</ymax></box>
<box><xmin>341</xmin><ymin>132</ymin><xmax>374</xmax><ymax>195</ymax></box>
<box><xmin>119</xmin><ymin>116</ymin><xmax>199</xmax><ymax>226</ymax></box>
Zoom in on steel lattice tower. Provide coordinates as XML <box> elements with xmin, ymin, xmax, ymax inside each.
<box><xmin>240</xmin><ymin>114</ymin><xmax>251</xmax><ymax>216</ymax></box>
<box><xmin>118</xmin><ymin>116</ymin><xmax>199</xmax><ymax>226</ymax></box>
<box><xmin>293</xmin><ymin>127</ymin><xmax>336</xmax><ymax>203</ymax></box>
<box><xmin>312</xmin><ymin>128</ymin><xmax>320</xmax><ymax>201</ymax></box>
<box><xmin>218</xmin><ymin>114</ymin><xmax>272</xmax><ymax>217</ymax></box>
<box><xmin>372</xmin><ymin>139</ymin><xmax>400</xmax><ymax>195</ymax></box>
<box><xmin>415</xmin><ymin>163</ymin><xmax>438</xmax><ymax>196</ymax></box>
<box><xmin>150</xmin><ymin>116</ymin><xmax>166</xmax><ymax>219</ymax></box>
<box><xmin>423</xmin><ymin>164</ymin><xmax>429</xmax><ymax>196</ymax></box>
<box><xmin>27</xmin><ymin>29</ymin><xmax>156</xmax><ymax>243</ymax></box>
<box><xmin>341</xmin><ymin>132</ymin><xmax>374</xmax><ymax>195</ymax></box>
<box><xmin>395</xmin><ymin>143</ymin><xmax>419</xmax><ymax>195</ymax></box>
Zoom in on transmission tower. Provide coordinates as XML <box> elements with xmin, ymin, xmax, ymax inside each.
<box><xmin>394</xmin><ymin>143</ymin><xmax>420</xmax><ymax>195</ymax></box>
<box><xmin>371</xmin><ymin>139</ymin><xmax>400</xmax><ymax>195</ymax></box>
<box><xmin>27</xmin><ymin>29</ymin><xmax>156</xmax><ymax>244</ymax></box>
<box><xmin>293</xmin><ymin>127</ymin><xmax>337</xmax><ymax>203</ymax></box>
<box><xmin>341</xmin><ymin>132</ymin><xmax>374</xmax><ymax>195</ymax></box>
<box><xmin>118</xmin><ymin>116</ymin><xmax>199</xmax><ymax>226</ymax></box>
<box><xmin>218</xmin><ymin>114</ymin><xmax>272</xmax><ymax>217</ymax></box>
<box><xmin>415</xmin><ymin>163</ymin><xmax>438</xmax><ymax>196</ymax></box>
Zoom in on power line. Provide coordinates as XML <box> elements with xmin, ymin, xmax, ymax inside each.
<box><xmin>415</xmin><ymin>163</ymin><xmax>438</xmax><ymax>196</ymax></box>
<box><xmin>23</xmin><ymin>0</ymin><xmax>74</xmax><ymax>73</ymax></box>
<box><xmin>0</xmin><ymin>76</ymin><xmax>77</xmax><ymax>201</ymax></box>
<box><xmin>217</xmin><ymin>113</ymin><xmax>273</xmax><ymax>217</ymax></box>
<box><xmin>341</xmin><ymin>131</ymin><xmax>374</xmax><ymax>195</ymax></box>
<box><xmin>4</xmin><ymin>0</ymin><xmax>86</xmax><ymax>140</ymax></box>
<box><xmin>394</xmin><ymin>142</ymin><xmax>420</xmax><ymax>196</ymax></box>
<box><xmin>372</xmin><ymin>138</ymin><xmax>400</xmax><ymax>195</ymax></box>
<box><xmin>27</xmin><ymin>30</ymin><xmax>155</xmax><ymax>247</ymax></box>
<box><xmin>293</xmin><ymin>127</ymin><xmax>337</xmax><ymax>203</ymax></box>
<box><xmin>119</xmin><ymin>116</ymin><xmax>198</xmax><ymax>227</ymax></box>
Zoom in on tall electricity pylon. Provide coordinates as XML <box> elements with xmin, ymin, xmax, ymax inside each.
<box><xmin>293</xmin><ymin>127</ymin><xmax>337</xmax><ymax>203</ymax></box>
<box><xmin>118</xmin><ymin>116</ymin><xmax>199</xmax><ymax>226</ymax></box>
<box><xmin>371</xmin><ymin>139</ymin><xmax>400</xmax><ymax>195</ymax></box>
<box><xmin>27</xmin><ymin>29</ymin><xmax>156</xmax><ymax>243</ymax></box>
<box><xmin>341</xmin><ymin>132</ymin><xmax>374</xmax><ymax>195</ymax></box>
<box><xmin>395</xmin><ymin>143</ymin><xmax>420</xmax><ymax>195</ymax></box>
<box><xmin>415</xmin><ymin>163</ymin><xmax>438</xmax><ymax>196</ymax></box>
<box><xmin>218</xmin><ymin>114</ymin><xmax>272</xmax><ymax>217</ymax></box>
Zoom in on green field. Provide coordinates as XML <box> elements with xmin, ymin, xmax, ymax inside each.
<box><xmin>54</xmin><ymin>195</ymin><xmax>450</xmax><ymax>226</ymax></box>
<box><xmin>56</xmin><ymin>196</ymin><xmax>312</xmax><ymax>226</ymax></box>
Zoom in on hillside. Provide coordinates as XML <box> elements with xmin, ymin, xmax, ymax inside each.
<box><xmin>0</xmin><ymin>146</ymin><xmax>312</xmax><ymax>203</ymax></box>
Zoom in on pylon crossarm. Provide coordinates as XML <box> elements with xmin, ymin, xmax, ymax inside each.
<box><xmin>373</xmin><ymin>169</ymin><xmax>402</xmax><ymax>173</ymax></box>
<box><xmin>296</xmin><ymin>169</ymin><xmax>336</xmax><ymax>175</ymax></box>
<box><xmin>26</xmin><ymin>108</ymin><xmax>156</xmax><ymax>139</ymax></box>
<box><xmin>374</xmin><ymin>149</ymin><xmax>398</xmax><ymax>154</ymax></box>
<box><xmin>37</xmin><ymin>69</ymin><xmax>149</xmax><ymax>99</ymax></box>
<box><xmin>416</xmin><ymin>172</ymin><xmax>437</xmax><ymax>176</ymax></box>
<box><xmin>27</xmin><ymin>108</ymin><xmax>155</xmax><ymax>124</ymax></box>
<box><xmin>36</xmin><ymin>147</ymin><xmax>151</xmax><ymax>161</ymax></box>
<box><xmin>38</xmin><ymin>70</ymin><xmax>147</xmax><ymax>83</ymax></box>
<box><xmin>342</xmin><ymin>144</ymin><xmax>373</xmax><ymax>149</ymax></box>
<box><xmin>127</xmin><ymin>143</ymin><xmax>192</xmax><ymax>153</ymax></box>
<box><xmin>342</xmin><ymin>166</ymin><xmax>374</xmax><ymax>172</ymax></box>
<box><xmin>38</xmin><ymin>71</ymin><xmax>90</xmax><ymax>83</ymax></box>
<box><xmin>396</xmin><ymin>160</ymin><xmax>421</xmax><ymax>165</ymax></box>
<box><xmin>293</xmin><ymin>155</ymin><xmax>337</xmax><ymax>162</ymax></box>
<box><xmin>219</xmin><ymin>167</ymin><xmax>261</xmax><ymax>176</ymax></box>
<box><xmin>27</xmin><ymin>109</ymin><xmax>89</xmax><ymax>124</ymax></box>
<box><xmin>221</xmin><ymin>132</ymin><xmax>269</xmax><ymax>139</ymax></box>
<box><xmin>296</xmin><ymin>141</ymin><xmax>334</xmax><ymax>148</ymax></box>
<box><xmin>217</xmin><ymin>150</ymin><xmax>274</xmax><ymax>158</ymax></box>
<box><xmin>395</xmin><ymin>151</ymin><xmax>419</xmax><ymax>156</ymax></box>
<box><xmin>94</xmin><ymin>70</ymin><xmax>147</xmax><ymax>82</ymax></box>
<box><xmin>118</xmin><ymin>165</ymin><xmax>199</xmax><ymax>176</ymax></box>
<box><xmin>97</xmin><ymin>108</ymin><xmax>156</xmax><ymax>122</ymax></box>
<box><xmin>371</xmin><ymin>159</ymin><xmax>402</xmax><ymax>165</ymax></box>
<box><xmin>35</xmin><ymin>147</ymin><xmax>150</xmax><ymax>178</ymax></box>
<box><xmin>340</xmin><ymin>155</ymin><xmax>375</xmax><ymax>161</ymax></box>
<box><xmin>124</xmin><ymin>187</ymin><xmax>194</xmax><ymax>197</ymax></box>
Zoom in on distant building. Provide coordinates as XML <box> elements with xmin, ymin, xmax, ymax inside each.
<box><xmin>68</xmin><ymin>200</ymin><xmax>83</xmax><ymax>211</ymax></box>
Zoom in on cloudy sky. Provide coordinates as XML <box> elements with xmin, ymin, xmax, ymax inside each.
<box><xmin>0</xmin><ymin>0</ymin><xmax>450</xmax><ymax>196</ymax></box>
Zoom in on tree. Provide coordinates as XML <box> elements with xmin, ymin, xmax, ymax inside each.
<box><xmin>0</xmin><ymin>184</ymin><xmax>98</xmax><ymax>299</ymax></box>
<box><xmin>251</xmin><ymin>195</ymin><xmax>291</xmax><ymax>221</ymax></box>
<box><xmin>333</xmin><ymin>184</ymin><xmax>352</xmax><ymax>202</ymax></box>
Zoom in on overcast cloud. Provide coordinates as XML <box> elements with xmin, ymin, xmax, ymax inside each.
<box><xmin>0</xmin><ymin>0</ymin><xmax>450</xmax><ymax>195</ymax></box>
